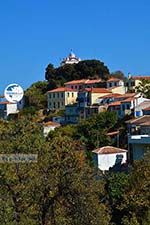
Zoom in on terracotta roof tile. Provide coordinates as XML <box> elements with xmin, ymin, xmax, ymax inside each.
<box><xmin>131</xmin><ymin>76</ymin><xmax>150</xmax><ymax>80</ymax></box>
<box><xmin>108</xmin><ymin>101</ymin><xmax>121</xmax><ymax>107</ymax></box>
<box><xmin>47</xmin><ymin>87</ymin><xmax>78</xmax><ymax>93</ymax></box>
<box><xmin>0</xmin><ymin>101</ymin><xmax>14</xmax><ymax>105</ymax></box>
<box><xmin>65</xmin><ymin>79</ymin><xmax>102</xmax><ymax>85</ymax></box>
<box><xmin>121</xmin><ymin>97</ymin><xmax>135</xmax><ymax>103</ymax></box>
<box><xmin>43</xmin><ymin>121</ymin><xmax>61</xmax><ymax>127</ymax></box>
<box><xmin>107</xmin><ymin>77</ymin><xmax>122</xmax><ymax>82</ymax></box>
<box><xmin>143</xmin><ymin>106</ymin><xmax>150</xmax><ymax>111</ymax></box>
<box><xmin>92</xmin><ymin>146</ymin><xmax>127</xmax><ymax>154</ymax></box>
<box><xmin>84</xmin><ymin>88</ymin><xmax>112</xmax><ymax>93</ymax></box>
<box><xmin>126</xmin><ymin>115</ymin><xmax>150</xmax><ymax>125</ymax></box>
<box><xmin>100</xmin><ymin>93</ymin><xmax>122</xmax><ymax>99</ymax></box>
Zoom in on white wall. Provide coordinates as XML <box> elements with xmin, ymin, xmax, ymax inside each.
<box><xmin>97</xmin><ymin>152</ymin><xmax>127</xmax><ymax>171</ymax></box>
<box><xmin>43</xmin><ymin>126</ymin><xmax>57</xmax><ymax>137</ymax></box>
<box><xmin>7</xmin><ymin>104</ymin><xmax>18</xmax><ymax>116</ymax></box>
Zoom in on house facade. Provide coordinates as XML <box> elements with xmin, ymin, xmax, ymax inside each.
<box><xmin>65</xmin><ymin>79</ymin><xmax>102</xmax><ymax>91</ymax></box>
<box><xmin>126</xmin><ymin>75</ymin><xmax>150</xmax><ymax>92</ymax></box>
<box><xmin>47</xmin><ymin>87</ymin><xmax>78</xmax><ymax>110</ymax></box>
<box><xmin>126</xmin><ymin>116</ymin><xmax>150</xmax><ymax>161</ymax></box>
<box><xmin>92</xmin><ymin>146</ymin><xmax>127</xmax><ymax>171</ymax></box>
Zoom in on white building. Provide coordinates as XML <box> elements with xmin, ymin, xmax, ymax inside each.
<box><xmin>92</xmin><ymin>146</ymin><xmax>127</xmax><ymax>171</ymax></box>
<box><xmin>126</xmin><ymin>116</ymin><xmax>150</xmax><ymax>161</ymax></box>
<box><xmin>43</xmin><ymin>121</ymin><xmax>61</xmax><ymax>137</ymax></box>
<box><xmin>61</xmin><ymin>51</ymin><xmax>81</xmax><ymax>66</ymax></box>
<box><xmin>0</xmin><ymin>95</ymin><xmax>24</xmax><ymax>120</ymax></box>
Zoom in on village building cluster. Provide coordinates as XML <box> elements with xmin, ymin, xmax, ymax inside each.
<box><xmin>0</xmin><ymin>52</ymin><xmax>150</xmax><ymax>172</ymax></box>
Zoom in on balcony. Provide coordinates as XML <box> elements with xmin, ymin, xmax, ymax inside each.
<box><xmin>128</xmin><ymin>134</ymin><xmax>150</xmax><ymax>144</ymax></box>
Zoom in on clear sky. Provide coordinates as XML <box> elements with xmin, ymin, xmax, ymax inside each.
<box><xmin>0</xmin><ymin>0</ymin><xmax>150</xmax><ymax>93</ymax></box>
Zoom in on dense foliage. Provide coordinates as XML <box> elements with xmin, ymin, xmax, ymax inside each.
<box><xmin>0</xmin><ymin>118</ymin><xmax>110</xmax><ymax>225</ymax></box>
<box><xmin>0</xmin><ymin>116</ymin><xmax>150</xmax><ymax>224</ymax></box>
<box><xmin>48</xmin><ymin>111</ymin><xmax>117</xmax><ymax>150</ymax></box>
<box><xmin>136</xmin><ymin>79</ymin><xmax>150</xmax><ymax>99</ymax></box>
<box><xmin>45</xmin><ymin>60</ymin><xmax>110</xmax><ymax>89</ymax></box>
<box><xmin>24</xmin><ymin>81</ymin><xmax>49</xmax><ymax>109</ymax></box>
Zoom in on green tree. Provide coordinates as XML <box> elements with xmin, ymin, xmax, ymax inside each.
<box><xmin>111</xmin><ymin>70</ymin><xmax>125</xmax><ymax>80</ymax></box>
<box><xmin>136</xmin><ymin>79</ymin><xmax>150</xmax><ymax>98</ymax></box>
<box><xmin>24</xmin><ymin>81</ymin><xmax>49</xmax><ymax>110</ymax></box>
<box><xmin>0</xmin><ymin>119</ymin><xmax>111</xmax><ymax>225</ymax></box>
<box><xmin>45</xmin><ymin>59</ymin><xmax>110</xmax><ymax>89</ymax></box>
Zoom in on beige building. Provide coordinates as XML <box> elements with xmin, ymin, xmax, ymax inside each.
<box><xmin>126</xmin><ymin>76</ymin><xmax>150</xmax><ymax>92</ymax></box>
<box><xmin>65</xmin><ymin>79</ymin><xmax>102</xmax><ymax>91</ymax></box>
<box><xmin>47</xmin><ymin>87</ymin><xmax>78</xmax><ymax>110</ymax></box>
<box><xmin>87</xmin><ymin>88</ymin><xmax>112</xmax><ymax>105</ymax></box>
<box><xmin>110</xmin><ymin>86</ymin><xmax>126</xmax><ymax>94</ymax></box>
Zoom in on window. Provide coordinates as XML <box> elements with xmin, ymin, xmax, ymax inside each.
<box><xmin>62</xmin><ymin>102</ymin><xmax>64</xmax><ymax>106</ymax></box>
<box><xmin>57</xmin><ymin>93</ymin><xmax>59</xmax><ymax>98</ymax></box>
<box><xmin>67</xmin><ymin>92</ymin><xmax>70</xmax><ymax>97</ymax></box>
<box><xmin>49</xmin><ymin>93</ymin><xmax>51</xmax><ymax>98</ymax></box>
<box><xmin>122</xmin><ymin>105</ymin><xmax>125</xmax><ymax>111</ymax></box>
<box><xmin>115</xmin><ymin>82</ymin><xmax>117</xmax><ymax>86</ymax></box>
<box><xmin>58</xmin><ymin>102</ymin><xmax>60</xmax><ymax>108</ymax></box>
<box><xmin>131</xmin><ymin>81</ymin><xmax>135</xmax><ymax>86</ymax></box>
<box><xmin>72</xmin><ymin>92</ymin><xmax>74</xmax><ymax>97</ymax></box>
<box><xmin>75</xmin><ymin>86</ymin><xmax>77</xmax><ymax>89</ymax></box>
<box><xmin>79</xmin><ymin>85</ymin><xmax>82</xmax><ymax>89</ymax></box>
<box><xmin>71</xmin><ymin>86</ymin><xmax>74</xmax><ymax>89</ymax></box>
<box><xmin>109</xmin><ymin>83</ymin><xmax>112</xmax><ymax>87</ymax></box>
<box><xmin>61</xmin><ymin>92</ymin><xmax>64</xmax><ymax>98</ymax></box>
<box><xmin>53</xmin><ymin>93</ymin><xmax>55</xmax><ymax>98</ymax></box>
<box><xmin>127</xmin><ymin>104</ymin><xmax>130</xmax><ymax>110</ymax></box>
<box><xmin>53</xmin><ymin>102</ymin><xmax>56</xmax><ymax>108</ymax></box>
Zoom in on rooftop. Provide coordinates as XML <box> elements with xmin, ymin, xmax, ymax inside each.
<box><xmin>43</xmin><ymin>121</ymin><xmax>61</xmax><ymax>127</ymax></box>
<box><xmin>92</xmin><ymin>146</ymin><xmax>127</xmax><ymax>154</ymax></box>
<box><xmin>121</xmin><ymin>97</ymin><xmax>135</xmax><ymax>103</ymax></box>
<box><xmin>65</xmin><ymin>79</ymin><xmax>102</xmax><ymax>85</ymax></box>
<box><xmin>0</xmin><ymin>101</ymin><xmax>14</xmax><ymax>105</ymax></box>
<box><xmin>100</xmin><ymin>93</ymin><xmax>123</xmax><ymax>99</ymax></box>
<box><xmin>143</xmin><ymin>106</ymin><xmax>150</xmax><ymax>111</ymax></box>
<box><xmin>47</xmin><ymin>87</ymin><xmax>78</xmax><ymax>93</ymax></box>
<box><xmin>107</xmin><ymin>77</ymin><xmax>122</xmax><ymax>82</ymax></box>
<box><xmin>84</xmin><ymin>88</ymin><xmax>112</xmax><ymax>93</ymax></box>
<box><xmin>126</xmin><ymin>115</ymin><xmax>150</xmax><ymax>126</ymax></box>
<box><xmin>131</xmin><ymin>76</ymin><xmax>150</xmax><ymax>80</ymax></box>
<box><xmin>108</xmin><ymin>101</ymin><xmax>121</xmax><ymax>107</ymax></box>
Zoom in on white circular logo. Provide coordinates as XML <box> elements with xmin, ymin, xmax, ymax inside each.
<box><xmin>4</xmin><ymin>84</ymin><xmax>24</xmax><ymax>103</ymax></box>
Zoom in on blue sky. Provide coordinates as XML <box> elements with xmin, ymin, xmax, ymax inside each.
<box><xmin>0</xmin><ymin>0</ymin><xmax>150</xmax><ymax>93</ymax></box>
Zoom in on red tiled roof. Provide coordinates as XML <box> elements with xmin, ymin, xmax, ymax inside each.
<box><xmin>84</xmin><ymin>88</ymin><xmax>112</xmax><ymax>93</ymax></box>
<box><xmin>0</xmin><ymin>101</ymin><xmax>14</xmax><ymax>105</ymax></box>
<box><xmin>65</xmin><ymin>79</ymin><xmax>87</xmax><ymax>85</ymax></box>
<box><xmin>100</xmin><ymin>93</ymin><xmax>122</xmax><ymax>99</ymax></box>
<box><xmin>92</xmin><ymin>146</ymin><xmax>127</xmax><ymax>154</ymax></box>
<box><xmin>65</xmin><ymin>79</ymin><xmax>102</xmax><ymax>85</ymax></box>
<box><xmin>85</xmin><ymin>79</ymin><xmax>102</xmax><ymax>84</ymax></box>
<box><xmin>43</xmin><ymin>121</ymin><xmax>61</xmax><ymax>127</ymax></box>
<box><xmin>123</xmin><ymin>93</ymin><xmax>137</xmax><ymax>98</ymax></box>
<box><xmin>121</xmin><ymin>97</ymin><xmax>135</xmax><ymax>103</ymax></box>
<box><xmin>126</xmin><ymin>115</ymin><xmax>150</xmax><ymax>125</ymax></box>
<box><xmin>108</xmin><ymin>101</ymin><xmax>121</xmax><ymax>107</ymax></box>
<box><xmin>143</xmin><ymin>106</ymin><xmax>150</xmax><ymax>111</ymax></box>
<box><xmin>47</xmin><ymin>87</ymin><xmax>78</xmax><ymax>93</ymax></box>
<box><xmin>107</xmin><ymin>131</ymin><xmax>119</xmax><ymax>136</ymax></box>
<box><xmin>131</xmin><ymin>76</ymin><xmax>150</xmax><ymax>80</ymax></box>
<box><xmin>107</xmin><ymin>77</ymin><xmax>121</xmax><ymax>82</ymax></box>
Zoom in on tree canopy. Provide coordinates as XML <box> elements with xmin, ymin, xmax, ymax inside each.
<box><xmin>136</xmin><ymin>79</ymin><xmax>150</xmax><ymax>99</ymax></box>
<box><xmin>0</xmin><ymin>118</ymin><xmax>110</xmax><ymax>225</ymax></box>
<box><xmin>45</xmin><ymin>60</ymin><xmax>110</xmax><ymax>89</ymax></box>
